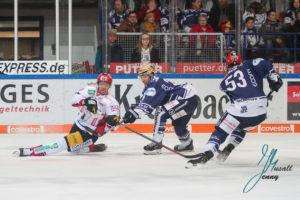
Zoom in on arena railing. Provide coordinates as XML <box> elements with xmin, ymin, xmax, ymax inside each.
<box><xmin>114</xmin><ymin>32</ymin><xmax>224</xmax><ymax>73</ymax></box>
<box><xmin>241</xmin><ymin>32</ymin><xmax>300</xmax><ymax>63</ymax></box>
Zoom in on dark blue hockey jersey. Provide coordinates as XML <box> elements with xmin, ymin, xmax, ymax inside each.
<box><xmin>182</xmin><ymin>8</ymin><xmax>209</xmax><ymax>32</ymax></box>
<box><xmin>134</xmin><ymin>76</ymin><xmax>196</xmax><ymax>115</ymax></box>
<box><xmin>109</xmin><ymin>9</ymin><xmax>130</xmax><ymax>29</ymax></box>
<box><xmin>220</xmin><ymin>58</ymin><xmax>278</xmax><ymax>117</ymax></box>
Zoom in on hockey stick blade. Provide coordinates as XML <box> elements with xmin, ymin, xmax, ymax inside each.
<box><xmin>119</xmin><ymin>123</ymin><xmax>203</xmax><ymax>159</ymax></box>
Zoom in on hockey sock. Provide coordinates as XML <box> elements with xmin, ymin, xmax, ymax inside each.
<box><xmin>31</xmin><ymin>138</ymin><xmax>68</xmax><ymax>156</ymax></box>
<box><xmin>175</xmin><ymin>128</ymin><xmax>192</xmax><ymax>147</ymax></box>
<box><xmin>153</xmin><ymin>107</ymin><xmax>168</xmax><ymax>143</ymax></box>
<box><xmin>227</xmin><ymin>130</ymin><xmax>246</xmax><ymax>148</ymax></box>
<box><xmin>205</xmin><ymin>129</ymin><xmax>228</xmax><ymax>152</ymax></box>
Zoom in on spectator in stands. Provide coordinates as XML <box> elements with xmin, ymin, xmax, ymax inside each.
<box><xmin>109</xmin><ymin>0</ymin><xmax>130</xmax><ymax>30</ymax></box>
<box><xmin>117</xmin><ymin>11</ymin><xmax>139</xmax><ymax>32</ymax></box>
<box><xmin>261</xmin><ymin>10</ymin><xmax>290</xmax><ymax>63</ymax></box>
<box><xmin>219</xmin><ymin>20</ymin><xmax>235</xmax><ymax>61</ymax></box>
<box><xmin>282</xmin><ymin>10</ymin><xmax>300</xmax><ymax>62</ymax></box>
<box><xmin>190</xmin><ymin>14</ymin><xmax>216</xmax><ymax>61</ymax></box>
<box><xmin>131</xmin><ymin>33</ymin><xmax>160</xmax><ymax>63</ymax></box>
<box><xmin>208</xmin><ymin>0</ymin><xmax>235</xmax><ymax>32</ymax></box>
<box><xmin>160</xmin><ymin>0</ymin><xmax>184</xmax><ymax>33</ymax></box>
<box><xmin>137</xmin><ymin>0</ymin><xmax>161</xmax><ymax>25</ymax></box>
<box><xmin>285</xmin><ymin>0</ymin><xmax>300</xmax><ymax>22</ymax></box>
<box><xmin>243</xmin><ymin>2</ymin><xmax>267</xmax><ymax>30</ymax></box>
<box><xmin>242</xmin><ymin>17</ymin><xmax>264</xmax><ymax>59</ymax></box>
<box><xmin>95</xmin><ymin>29</ymin><xmax>125</xmax><ymax>73</ymax></box>
<box><xmin>182</xmin><ymin>0</ymin><xmax>209</xmax><ymax>33</ymax></box>
<box><xmin>140</xmin><ymin>12</ymin><xmax>160</xmax><ymax>33</ymax></box>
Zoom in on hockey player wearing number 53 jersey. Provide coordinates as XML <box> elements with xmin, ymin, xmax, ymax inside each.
<box><xmin>14</xmin><ymin>73</ymin><xmax>120</xmax><ymax>157</ymax></box>
<box><xmin>122</xmin><ymin>64</ymin><xmax>199</xmax><ymax>155</ymax></box>
<box><xmin>187</xmin><ymin>51</ymin><xmax>283</xmax><ymax>167</ymax></box>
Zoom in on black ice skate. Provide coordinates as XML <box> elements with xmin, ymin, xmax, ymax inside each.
<box><xmin>90</xmin><ymin>143</ymin><xmax>107</xmax><ymax>152</ymax></box>
<box><xmin>217</xmin><ymin>144</ymin><xmax>235</xmax><ymax>162</ymax></box>
<box><xmin>174</xmin><ymin>140</ymin><xmax>194</xmax><ymax>152</ymax></box>
<box><xmin>185</xmin><ymin>151</ymin><xmax>214</xmax><ymax>168</ymax></box>
<box><xmin>144</xmin><ymin>142</ymin><xmax>162</xmax><ymax>155</ymax></box>
<box><xmin>12</xmin><ymin>148</ymin><xmax>32</xmax><ymax>157</ymax></box>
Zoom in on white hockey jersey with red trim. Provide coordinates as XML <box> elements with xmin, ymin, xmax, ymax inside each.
<box><xmin>72</xmin><ymin>85</ymin><xmax>120</xmax><ymax>135</ymax></box>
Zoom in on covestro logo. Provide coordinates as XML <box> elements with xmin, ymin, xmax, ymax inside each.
<box><xmin>7</xmin><ymin>125</ymin><xmax>45</xmax><ymax>134</ymax></box>
<box><xmin>260</xmin><ymin>124</ymin><xmax>294</xmax><ymax>133</ymax></box>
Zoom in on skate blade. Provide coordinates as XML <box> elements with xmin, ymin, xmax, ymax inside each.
<box><xmin>144</xmin><ymin>149</ymin><xmax>162</xmax><ymax>155</ymax></box>
<box><xmin>216</xmin><ymin>154</ymin><xmax>228</xmax><ymax>163</ymax></box>
<box><xmin>185</xmin><ymin>161</ymin><xmax>206</xmax><ymax>169</ymax></box>
<box><xmin>185</xmin><ymin>162</ymin><xmax>195</xmax><ymax>169</ymax></box>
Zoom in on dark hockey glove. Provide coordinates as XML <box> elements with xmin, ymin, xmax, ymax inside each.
<box><xmin>82</xmin><ymin>97</ymin><xmax>98</xmax><ymax>114</ymax></box>
<box><xmin>268</xmin><ymin>74</ymin><xmax>283</xmax><ymax>92</ymax></box>
<box><xmin>123</xmin><ymin>109</ymin><xmax>139</xmax><ymax>124</ymax></box>
<box><xmin>106</xmin><ymin>115</ymin><xmax>120</xmax><ymax>127</ymax></box>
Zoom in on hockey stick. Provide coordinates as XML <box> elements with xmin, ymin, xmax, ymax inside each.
<box><xmin>266</xmin><ymin>90</ymin><xmax>274</xmax><ymax>107</ymax></box>
<box><xmin>267</xmin><ymin>90</ymin><xmax>274</xmax><ymax>101</ymax></box>
<box><xmin>119</xmin><ymin>123</ymin><xmax>204</xmax><ymax>159</ymax></box>
<box><xmin>93</xmin><ymin>110</ymin><xmax>202</xmax><ymax>158</ymax></box>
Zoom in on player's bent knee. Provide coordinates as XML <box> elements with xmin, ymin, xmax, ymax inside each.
<box><xmin>65</xmin><ymin>131</ymin><xmax>93</xmax><ymax>152</ymax></box>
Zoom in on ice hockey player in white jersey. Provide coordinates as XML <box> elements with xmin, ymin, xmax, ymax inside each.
<box><xmin>187</xmin><ymin>51</ymin><xmax>283</xmax><ymax>167</ymax></box>
<box><xmin>14</xmin><ymin>73</ymin><xmax>120</xmax><ymax>156</ymax></box>
<box><xmin>122</xmin><ymin>64</ymin><xmax>198</xmax><ymax>155</ymax></box>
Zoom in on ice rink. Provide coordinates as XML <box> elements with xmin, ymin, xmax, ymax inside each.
<box><xmin>0</xmin><ymin>133</ymin><xmax>299</xmax><ymax>200</ymax></box>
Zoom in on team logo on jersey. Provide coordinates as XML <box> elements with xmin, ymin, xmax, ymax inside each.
<box><xmin>253</xmin><ymin>58</ymin><xmax>264</xmax><ymax>66</ymax></box>
<box><xmin>144</xmin><ymin>88</ymin><xmax>156</xmax><ymax>96</ymax></box>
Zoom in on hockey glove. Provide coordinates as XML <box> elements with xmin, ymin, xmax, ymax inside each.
<box><xmin>268</xmin><ymin>74</ymin><xmax>283</xmax><ymax>92</ymax></box>
<box><xmin>106</xmin><ymin>115</ymin><xmax>120</xmax><ymax>127</ymax></box>
<box><xmin>123</xmin><ymin>109</ymin><xmax>139</xmax><ymax>124</ymax></box>
<box><xmin>82</xmin><ymin>97</ymin><xmax>98</xmax><ymax>114</ymax></box>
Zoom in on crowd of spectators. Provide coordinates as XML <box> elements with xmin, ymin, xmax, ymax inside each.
<box><xmin>96</xmin><ymin>0</ymin><xmax>300</xmax><ymax>72</ymax></box>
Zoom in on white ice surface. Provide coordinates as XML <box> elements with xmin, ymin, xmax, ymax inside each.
<box><xmin>0</xmin><ymin>133</ymin><xmax>299</xmax><ymax>200</ymax></box>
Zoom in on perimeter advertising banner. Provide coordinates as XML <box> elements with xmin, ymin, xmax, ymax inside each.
<box><xmin>109</xmin><ymin>63</ymin><xmax>170</xmax><ymax>74</ymax></box>
<box><xmin>287</xmin><ymin>81</ymin><xmax>300</xmax><ymax>120</ymax></box>
<box><xmin>177</xmin><ymin>63</ymin><xmax>300</xmax><ymax>74</ymax></box>
<box><xmin>110</xmin><ymin>63</ymin><xmax>300</xmax><ymax>74</ymax></box>
<box><xmin>0</xmin><ymin>75</ymin><xmax>299</xmax><ymax>134</ymax></box>
<box><xmin>0</xmin><ymin>61</ymin><xmax>69</xmax><ymax>74</ymax></box>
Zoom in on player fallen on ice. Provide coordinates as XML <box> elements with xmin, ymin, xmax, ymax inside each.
<box><xmin>187</xmin><ymin>51</ymin><xmax>283</xmax><ymax>167</ymax></box>
<box><xmin>14</xmin><ymin>73</ymin><xmax>120</xmax><ymax>156</ymax></box>
<box><xmin>122</xmin><ymin>64</ymin><xmax>199</xmax><ymax>155</ymax></box>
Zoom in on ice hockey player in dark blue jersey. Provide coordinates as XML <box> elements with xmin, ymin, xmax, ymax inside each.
<box><xmin>186</xmin><ymin>51</ymin><xmax>283</xmax><ymax>168</ymax></box>
<box><xmin>122</xmin><ymin>64</ymin><xmax>199</xmax><ymax>155</ymax></box>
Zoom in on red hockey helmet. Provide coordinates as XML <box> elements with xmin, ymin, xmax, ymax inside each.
<box><xmin>97</xmin><ymin>73</ymin><xmax>112</xmax><ymax>84</ymax></box>
<box><xmin>226</xmin><ymin>51</ymin><xmax>242</xmax><ymax>68</ymax></box>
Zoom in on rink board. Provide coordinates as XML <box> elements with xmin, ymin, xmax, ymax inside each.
<box><xmin>0</xmin><ymin>74</ymin><xmax>299</xmax><ymax>134</ymax></box>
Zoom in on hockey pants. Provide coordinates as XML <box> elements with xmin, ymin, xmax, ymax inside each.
<box><xmin>152</xmin><ymin>95</ymin><xmax>198</xmax><ymax>146</ymax></box>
